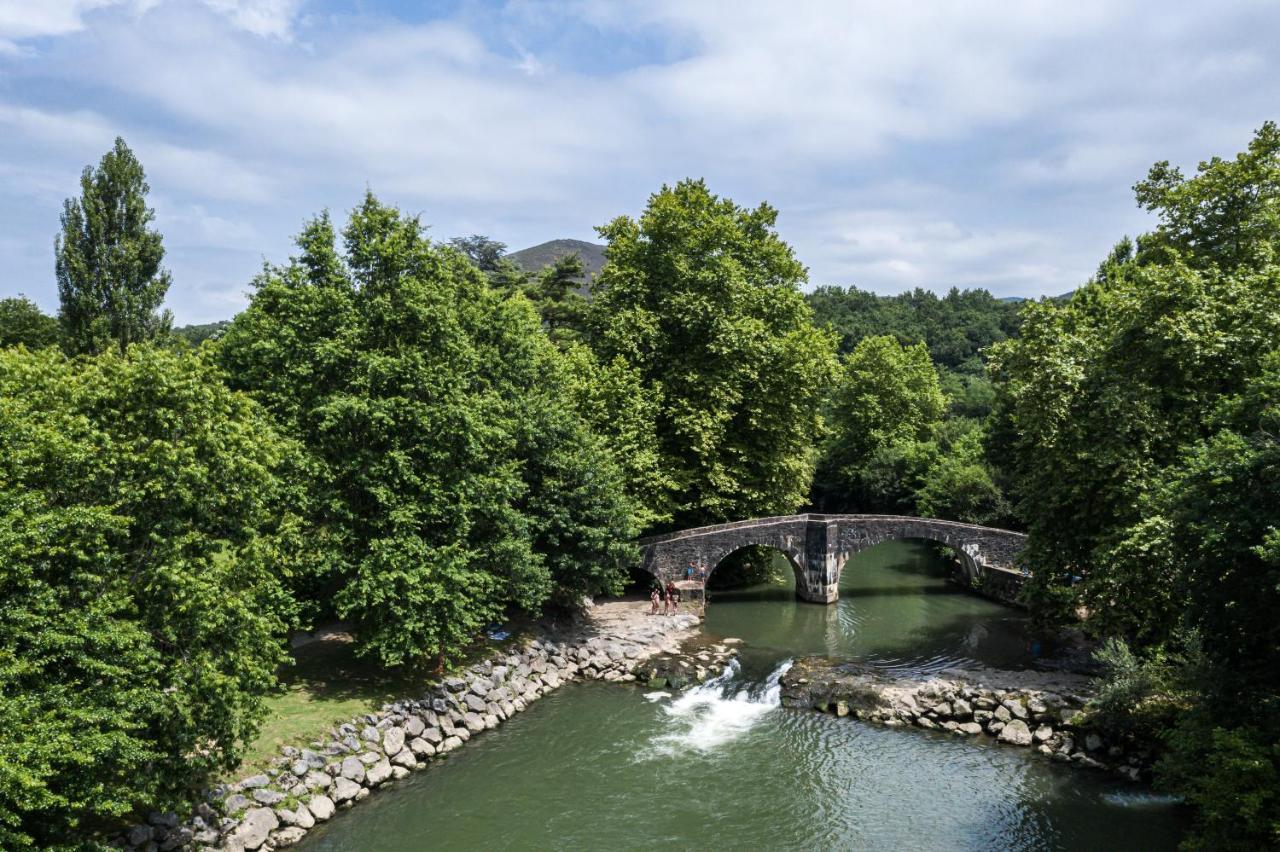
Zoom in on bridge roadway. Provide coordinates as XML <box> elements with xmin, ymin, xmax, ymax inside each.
<box><xmin>638</xmin><ymin>513</ymin><xmax>1027</xmax><ymax>604</ymax></box>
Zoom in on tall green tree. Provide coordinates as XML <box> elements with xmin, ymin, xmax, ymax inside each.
<box><xmin>56</xmin><ymin>137</ymin><xmax>172</xmax><ymax>355</ymax></box>
<box><xmin>1134</xmin><ymin>119</ymin><xmax>1280</xmax><ymax>271</ymax></box>
<box><xmin>814</xmin><ymin>335</ymin><xmax>945</xmax><ymax>513</ymax></box>
<box><xmin>914</xmin><ymin>419</ymin><xmax>1010</xmax><ymax>526</ymax></box>
<box><xmin>589</xmin><ymin>179</ymin><xmax>839</xmax><ymax>528</ymax></box>
<box><xmin>448</xmin><ymin>234</ymin><xmax>507</xmax><ymax>272</ymax></box>
<box><xmin>988</xmin><ymin>122</ymin><xmax>1280</xmax><ymax>851</ymax></box>
<box><xmin>219</xmin><ymin>195</ymin><xmax>636</xmax><ymax>665</ymax></box>
<box><xmin>988</xmin><ymin>256</ymin><xmax>1280</xmax><ymax>628</ymax></box>
<box><xmin>525</xmin><ymin>254</ymin><xmax>589</xmax><ymax>346</ymax></box>
<box><xmin>0</xmin><ymin>345</ymin><xmax>296</xmax><ymax>850</ymax></box>
<box><xmin>560</xmin><ymin>344</ymin><xmax>674</xmax><ymax>530</ymax></box>
<box><xmin>0</xmin><ymin>297</ymin><xmax>59</xmax><ymax>350</ymax></box>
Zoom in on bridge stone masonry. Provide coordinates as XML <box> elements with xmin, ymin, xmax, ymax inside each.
<box><xmin>638</xmin><ymin>513</ymin><xmax>1029</xmax><ymax>605</ymax></box>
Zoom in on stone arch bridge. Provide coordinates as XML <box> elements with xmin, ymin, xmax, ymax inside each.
<box><xmin>638</xmin><ymin>513</ymin><xmax>1028</xmax><ymax>604</ymax></box>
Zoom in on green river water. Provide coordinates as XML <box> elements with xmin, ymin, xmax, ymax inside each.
<box><xmin>300</xmin><ymin>541</ymin><xmax>1187</xmax><ymax>851</ymax></box>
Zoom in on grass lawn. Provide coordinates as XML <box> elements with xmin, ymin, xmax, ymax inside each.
<box><xmin>231</xmin><ymin>620</ymin><xmax>539</xmax><ymax>779</ymax></box>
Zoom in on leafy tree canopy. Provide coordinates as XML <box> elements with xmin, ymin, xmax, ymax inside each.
<box><xmin>0</xmin><ymin>345</ymin><xmax>296</xmax><ymax>851</ymax></box>
<box><xmin>814</xmin><ymin>335</ymin><xmax>944</xmax><ymax>513</ymax></box>
<box><xmin>0</xmin><ymin>297</ymin><xmax>59</xmax><ymax>350</ymax></box>
<box><xmin>218</xmin><ymin>194</ymin><xmax>637</xmax><ymax>666</ymax></box>
<box><xmin>807</xmin><ymin>284</ymin><xmax>1022</xmax><ymax>373</ymax></box>
<box><xmin>448</xmin><ymin>234</ymin><xmax>507</xmax><ymax>273</ymax></box>
<box><xmin>588</xmin><ymin>178</ymin><xmax>839</xmax><ymax>528</ymax></box>
<box><xmin>989</xmin><ymin>122</ymin><xmax>1280</xmax><ymax>850</ymax></box>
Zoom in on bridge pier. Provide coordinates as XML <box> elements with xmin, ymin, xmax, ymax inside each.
<box><xmin>799</xmin><ymin>517</ymin><xmax>839</xmax><ymax>603</ymax></box>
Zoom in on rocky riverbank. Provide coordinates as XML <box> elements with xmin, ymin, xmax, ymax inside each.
<box><xmin>780</xmin><ymin>657</ymin><xmax>1155</xmax><ymax>783</ymax></box>
<box><xmin>115</xmin><ymin>601</ymin><xmax>701</xmax><ymax>852</ymax></box>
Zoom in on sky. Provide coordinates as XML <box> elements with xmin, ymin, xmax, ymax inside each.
<box><xmin>1</xmin><ymin>1</ymin><xmax>1278</xmax><ymax>324</ymax></box>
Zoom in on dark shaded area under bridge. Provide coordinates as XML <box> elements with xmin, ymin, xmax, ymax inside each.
<box><xmin>638</xmin><ymin>513</ymin><xmax>1027</xmax><ymax>604</ymax></box>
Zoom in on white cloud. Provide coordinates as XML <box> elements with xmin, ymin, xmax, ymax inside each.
<box><xmin>1</xmin><ymin>0</ymin><xmax>1278</xmax><ymax>321</ymax></box>
<box><xmin>0</xmin><ymin>0</ymin><xmax>298</xmax><ymax>48</ymax></box>
<box><xmin>0</xmin><ymin>1</ymin><xmax>126</xmax><ymax>43</ymax></box>
<box><xmin>200</xmin><ymin>0</ymin><xmax>301</xmax><ymax>38</ymax></box>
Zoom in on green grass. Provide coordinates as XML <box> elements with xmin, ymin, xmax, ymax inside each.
<box><xmin>233</xmin><ymin>638</ymin><xmax>426</xmax><ymax>777</ymax></box>
<box><xmin>231</xmin><ymin>620</ymin><xmax>541</xmax><ymax>779</ymax></box>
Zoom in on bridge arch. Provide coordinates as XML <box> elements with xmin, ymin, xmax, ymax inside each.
<box><xmin>699</xmin><ymin>540</ymin><xmax>807</xmax><ymax>591</ymax></box>
<box><xmin>638</xmin><ymin>513</ymin><xmax>1026</xmax><ymax>605</ymax></box>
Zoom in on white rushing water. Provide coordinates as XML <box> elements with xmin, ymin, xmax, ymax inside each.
<box><xmin>642</xmin><ymin>658</ymin><xmax>792</xmax><ymax>757</ymax></box>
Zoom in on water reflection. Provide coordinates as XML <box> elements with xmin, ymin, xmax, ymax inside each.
<box><xmin>704</xmin><ymin>539</ymin><xmax>1034</xmax><ymax>673</ymax></box>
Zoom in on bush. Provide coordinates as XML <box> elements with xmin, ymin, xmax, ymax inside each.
<box><xmin>1159</xmin><ymin>722</ymin><xmax>1280</xmax><ymax>851</ymax></box>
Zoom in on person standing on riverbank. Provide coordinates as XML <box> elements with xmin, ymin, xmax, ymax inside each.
<box><xmin>650</xmin><ymin>586</ymin><xmax>661</xmax><ymax>615</ymax></box>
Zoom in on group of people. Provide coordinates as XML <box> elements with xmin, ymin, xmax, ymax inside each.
<box><xmin>649</xmin><ymin>580</ymin><xmax>681</xmax><ymax>616</ymax></box>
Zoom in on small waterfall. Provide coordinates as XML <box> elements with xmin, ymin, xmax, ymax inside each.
<box><xmin>642</xmin><ymin>659</ymin><xmax>792</xmax><ymax>756</ymax></box>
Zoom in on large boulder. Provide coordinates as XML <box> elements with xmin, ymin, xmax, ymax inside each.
<box><xmin>304</xmin><ymin>770</ymin><xmax>332</xmax><ymax>790</ymax></box>
<box><xmin>340</xmin><ymin>756</ymin><xmax>366</xmax><ymax>782</ymax></box>
<box><xmin>1001</xmin><ymin>698</ymin><xmax>1029</xmax><ymax>720</ymax></box>
<box><xmin>276</xmin><ymin>805</ymin><xmax>315</xmax><ymax>829</ymax></box>
<box><xmin>227</xmin><ymin>808</ymin><xmax>278</xmax><ymax>851</ymax></box>
<box><xmin>382</xmin><ymin>727</ymin><xmax>405</xmax><ymax>756</ymax></box>
<box><xmin>308</xmin><ymin>795</ymin><xmax>336</xmax><ymax>822</ymax></box>
<box><xmin>365</xmin><ymin>759</ymin><xmax>393</xmax><ymax>786</ymax></box>
<box><xmin>252</xmin><ymin>788</ymin><xmax>284</xmax><ymax>805</ymax></box>
<box><xmin>332</xmin><ymin>777</ymin><xmax>361</xmax><ymax>804</ymax></box>
<box><xmin>998</xmin><ymin>719</ymin><xmax>1033</xmax><ymax>746</ymax></box>
<box><xmin>221</xmin><ymin>793</ymin><xmax>251</xmax><ymax>816</ymax></box>
<box><xmin>272</xmin><ymin>826</ymin><xmax>308</xmax><ymax>847</ymax></box>
<box><xmin>390</xmin><ymin>749</ymin><xmax>418</xmax><ymax>769</ymax></box>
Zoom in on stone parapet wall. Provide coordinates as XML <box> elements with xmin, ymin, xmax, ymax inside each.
<box><xmin>639</xmin><ymin>513</ymin><xmax>1029</xmax><ymax>604</ymax></box>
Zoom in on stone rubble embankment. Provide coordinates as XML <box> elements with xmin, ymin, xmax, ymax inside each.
<box><xmin>117</xmin><ymin>603</ymin><xmax>700</xmax><ymax>852</ymax></box>
<box><xmin>780</xmin><ymin>657</ymin><xmax>1152</xmax><ymax>783</ymax></box>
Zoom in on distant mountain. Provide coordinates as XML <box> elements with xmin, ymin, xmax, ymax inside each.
<box><xmin>507</xmin><ymin>239</ymin><xmax>606</xmax><ymax>285</ymax></box>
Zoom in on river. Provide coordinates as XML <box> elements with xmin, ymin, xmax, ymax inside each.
<box><xmin>299</xmin><ymin>540</ymin><xmax>1186</xmax><ymax>850</ymax></box>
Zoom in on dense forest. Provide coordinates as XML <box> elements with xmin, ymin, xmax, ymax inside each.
<box><xmin>805</xmin><ymin>285</ymin><xmax>1021</xmax><ymax>526</ymax></box>
<box><xmin>1</xmin><ymin>125</ymin><xmax>1277</xmax><ymax>849</ymax></box>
